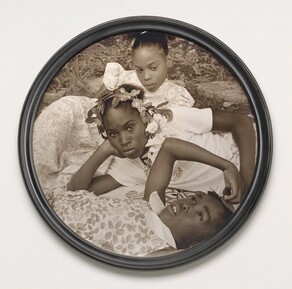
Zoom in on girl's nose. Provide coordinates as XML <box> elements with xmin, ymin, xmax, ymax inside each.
<box><xmin>182</xmin><ymin>202</ymin><xmax>190</xmax><ymax>213</ymax></box>
<box><xmin>143</xmin><ymin>70</ymin><xmax>151</xmax><ymax>81</ymax></box>
<box><xmin>119</xmin><ymin>132</ymin><xmax>130</xmax><ymax>146</ymax></box>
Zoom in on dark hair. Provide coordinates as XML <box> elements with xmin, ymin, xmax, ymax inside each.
<box><xmin>207</xmin><ymin>190</ymin><xmax>234</xmax><ymax>220</ymax></box>
<box><xmin>132</xmin><ymin>31</ymin><xmax>169</xmax><ymax>56</ymax></box>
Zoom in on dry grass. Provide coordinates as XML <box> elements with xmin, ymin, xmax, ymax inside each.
<box><xmin>40</xmin><ymin>33</ymin><xmax>250</xmax><ymax>114</ymax></box>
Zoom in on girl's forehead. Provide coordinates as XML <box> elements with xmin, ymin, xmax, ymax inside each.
<box><xmin>103</xmin><ymin>105</ymin><xmax>141</xmax><ymax>128</ymax></box>
<box><xmin>133</xmin><ymin>45</ymin><xmax>165</xmax><ymax>58</ymax></box>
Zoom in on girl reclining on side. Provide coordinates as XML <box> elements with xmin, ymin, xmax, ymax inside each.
<box><xmin>62</xmin><ymin>83</ymin><xmax>256</xmax><ymax>255</ymax></box>
<box><xmin>68</xmin><ymin>84</ymin><xmax>255</xmax><ymax>204</ymax></box>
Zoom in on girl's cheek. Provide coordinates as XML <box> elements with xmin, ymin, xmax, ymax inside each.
<box><xmin>109</xmin><ymin>139</ymin><xmax>118</xmax><ymax>148</ymax></box>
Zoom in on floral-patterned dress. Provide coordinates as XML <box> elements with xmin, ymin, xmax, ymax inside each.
<box><xmin>52</xmin><ymin>190</ymin><xmax>171</xmax><ymax>256</ymax></box>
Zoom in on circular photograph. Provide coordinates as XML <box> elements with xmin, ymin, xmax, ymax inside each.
<box><xmin>19</xmin><ymin>16</ymin><xmax>272</xmax><ymax>269</ymax></box>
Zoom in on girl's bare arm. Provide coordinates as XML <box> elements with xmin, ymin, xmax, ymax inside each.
<box><xmin>67</xmin><ymin>140</ymin><xmax>121</xmax><ymax>195</ymax></box>
<box><xmin>212</xmin><ymin>111</ymin><xmax>256</xmax><ymax>200</ymax></box>
<box><xmin>144</xmin><ymin>137</ymin><xmax>242</xmax><ymax>203</ymax></box>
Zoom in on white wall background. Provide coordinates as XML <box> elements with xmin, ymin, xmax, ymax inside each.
<box><xmin>1</xmin><ymin>0</ymin><xmax>291</xmax><ymax>288</ymax></box>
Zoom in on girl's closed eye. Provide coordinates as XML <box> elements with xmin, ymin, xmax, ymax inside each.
<box><xmin>150</xmin><ymin>65</ymin><xmax>158</xmax><ymax>71</ymax></box>
<box><xmin>136</xmin><ymin>68</ymin><xmax>143</xmax><ymax>74</ymax></box>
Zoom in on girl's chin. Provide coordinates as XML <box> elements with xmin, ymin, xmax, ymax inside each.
<box><xmin>125</xmin><ymin>149</ymin><xmax>146</xmax><ymax>159</ymax></box>
<box><xmin>122</xmin><ymin>149</ymin><xmax>137</xmax><ymax>158</ymax></box>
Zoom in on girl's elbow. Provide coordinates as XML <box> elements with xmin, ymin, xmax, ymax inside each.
<box><xmin>160</xmin><ymin>138</ymin><xmax>177</xmax><ymax>163</ymax></box>
<box><xmin>67</xmin><ymin>181</ymin><xmax>77</xmax><ymax>191</ymax></box>
<box><xmin>67</xmin><ymin>180</ymin><xmax>86</xmax><ymax>192</ymax></box>
<box><xmin>233</xmin><ymin>114</ymin><xmax>254</xmax><ymax>131</ymax></box>
<box><xmin>161</xmin><ymin>137</ymin><xmax>177</xmax><ymax>151</ymax></box>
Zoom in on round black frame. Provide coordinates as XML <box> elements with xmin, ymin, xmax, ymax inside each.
<box><xmin>18</xmin><ymin>16</ymin><xmax>272</xmax><ymax>270</ymax></box>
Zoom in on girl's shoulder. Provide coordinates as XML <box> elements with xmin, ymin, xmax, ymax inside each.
<box><xmin>157</xmin><ymin>80</ymin><xmax>195</xmax><ymax>107</ymax></box>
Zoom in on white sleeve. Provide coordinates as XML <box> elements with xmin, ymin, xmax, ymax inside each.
<box><xmin>169</xmin><ymin>107</ymin><xmax>213</xmax><ymax>134</ymax></box>
<box><xmin>103</xmin><ymin>62</ymin><xmax>141</xmax><ymax>90</ymax></box>
<box><xmin>168</xmin><ymin>84</ymin><xmax>195</xmax><ymax>107</ymax></box>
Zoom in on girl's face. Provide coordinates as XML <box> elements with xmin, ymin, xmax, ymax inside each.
<box><xmin>132</xmin><ymin>46</ymin><xmax>169</xmax><ymax>92</ymax></box>
<box><xmin>159</xmin><ymin>192</ymin><xmax>226</xmax><ymax>248</ymax></box>
<box><xmin>102</xmin><ymin>104</ymin><xmax>148</xmax><ymax>159</ymax></box>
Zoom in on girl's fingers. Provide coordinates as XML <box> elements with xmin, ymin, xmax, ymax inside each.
<box><xmin>223</xmin><ymin>187</ymin><xmax>242</xmax><ymax>203</ymax></box>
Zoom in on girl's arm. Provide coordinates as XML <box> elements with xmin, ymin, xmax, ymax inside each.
<box><xmin>212</xmin><ymin>111</ymin><xmax>256</xmax><ymax>201</ymax></box>
<box><xmin>144</xmin><ymin>137</ymin><xmax>243</xmax><ymax>203</ymax></box>
<box><xmin>67</xmin><ymin>140</ymin><xmax>121</xmax><ymax>195</ymax></box>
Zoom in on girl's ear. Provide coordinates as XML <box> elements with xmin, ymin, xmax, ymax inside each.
<box><xmin>101</xmin><ymin>130</ymin><xmax>108</xmax><ymax>139</ymax></box>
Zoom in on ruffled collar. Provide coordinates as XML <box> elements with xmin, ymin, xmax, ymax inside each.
<box><xmin>145</xmin><ymin>192</ymin><xmax>177</xmax><ymax>249</ymax></box>
<box><xmin>144</xmin><ymin>79</ymin><xmax>169</xmax><ymax>94</ymax></box>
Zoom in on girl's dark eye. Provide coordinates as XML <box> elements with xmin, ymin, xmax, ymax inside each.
<box><xmin>108</xmin><ymin>132</ymin><xmax>117</xmax><ymax>138</ymax></box>
<box><xmin>151</xmin><ymin>66</ymin><xmax>157</xmax><ymax>71</ymax></box>
<box><xmin>128</xmin><ymin>124</ymin><xmax>135</xmax><ymax>131</ymax></box>
<box><xmin>136</xmin><ymin>69</ymin><xmax>143</xmax><ymax>73</ymax></box>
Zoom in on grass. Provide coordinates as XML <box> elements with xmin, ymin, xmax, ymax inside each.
<box><xmin>40</xmin><ymin>33</ymin><xmax>251</xmax><ymax>114</ymax></box>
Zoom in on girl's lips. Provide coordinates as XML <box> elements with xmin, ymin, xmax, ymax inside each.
<box><xmin>168</xmin><ymin>202</ymin><xmax>179</xmax><ymax>216</ymax></box>
<box><xmin>145</xmin><ymin>84</ymin><xmax>156</xmax><ymax>91</ymax></box>
<box><xmin>122</xmin><ymin>148</ymin><xmax>136</xmax><ymax>156</ymax></box>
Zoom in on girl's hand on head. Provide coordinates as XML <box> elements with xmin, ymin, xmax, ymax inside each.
<box><xmin>100</xmin><ymin>139</ymin><xmax>124</xmax><ymax>158</ymax></box>
<box><xmin>222</xmin><ymin>163</ymin><xmax>244</xmax><ymax>204</ymax></box>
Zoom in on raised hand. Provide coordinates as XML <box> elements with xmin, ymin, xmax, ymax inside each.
<box><xmin>222</xmin><ymin>163</ymin><xmax>245</xmax><ymax>204</ymax></box>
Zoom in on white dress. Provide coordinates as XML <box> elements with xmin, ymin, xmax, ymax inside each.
<box><xmin>103</xmin><ymin>62</ymin><xmax>195</xmax><ymax>108</ymax></box>
<box><xmin>107</xmin><ymin>106</ymin><xmax>239</xmax><ymax>195</ymax></box>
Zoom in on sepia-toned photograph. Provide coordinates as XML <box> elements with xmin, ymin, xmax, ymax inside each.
<box><xmin>7</xmin><ymin>0</ymin><xmax>289</xmax><ymax>284</ymax></box>
<box><xmin>30</xmin><ymin>25</ymin><xmax>258</xmax><ymax>262</ymax></box>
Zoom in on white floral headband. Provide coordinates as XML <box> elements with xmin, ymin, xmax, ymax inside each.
<box><xmin>86</xmin><ymin>86</ymin><xmax>173</xmax><ymax>139</ymax></box>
